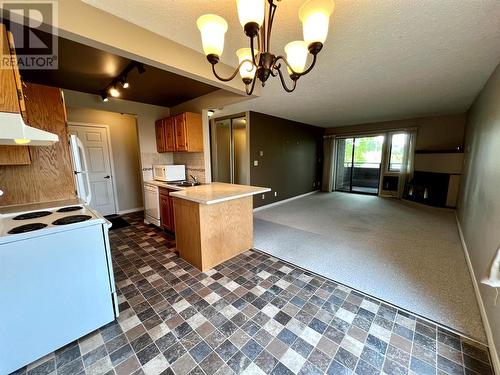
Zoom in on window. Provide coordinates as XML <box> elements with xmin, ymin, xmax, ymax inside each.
<box><xmin>388</xmin><ymin>133</ymin><xmax>407</xmax><ymax>172</ymax></box>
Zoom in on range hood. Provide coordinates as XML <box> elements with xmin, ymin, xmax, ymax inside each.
<box><xmin>0</xmin><ymin>112</ymin><xmax>59</xmax><ymax>146</ymax></box>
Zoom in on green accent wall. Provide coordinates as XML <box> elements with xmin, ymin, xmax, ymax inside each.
<box><xmin>249</xmin><ymin>111</ymin><xmax>324</xmax><ymax>208</ymax></box>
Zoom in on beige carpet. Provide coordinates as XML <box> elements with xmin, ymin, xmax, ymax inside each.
<box><xmin>254</xmin><ymin>192</ymin><xmax>486</xmax><ymax>342</ymax></box>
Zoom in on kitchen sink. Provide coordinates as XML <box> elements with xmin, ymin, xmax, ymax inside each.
<box><xmin>175</xmin><ymin>182</ymin><xmax>202</xmax><ymax>187</ymax></box>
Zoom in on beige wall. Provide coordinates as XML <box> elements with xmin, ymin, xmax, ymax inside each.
<box><xmin>63</xmin><ymin>90</ymin><xmax>173</xmax><ymax>172</ymax></box>
<box><xmin>325</xmin><ymin>113</ymin><xmax>466</xmax><ymax>151</ymax></box>
<box><xmin>458</xmin><ymin>62</ymin><xmax>500</xmax><ymax>370</ymax></box>
<box><xmin>66</xmin><ymin>107</ymin><xmax>143</xmax><ymax>212</ymax></box>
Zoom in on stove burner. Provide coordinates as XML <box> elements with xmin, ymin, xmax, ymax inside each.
<box><xmin>8</xmin><ymin>223</ymin><xmax>48</xmax><ymax>234</ymax></box>
<box><xmin>56</xmin><ymin>206</ymin><xmax>83</xmax><ymax>213</ymax></box>
<box><xmin>52</xmin><ymin>215</ymin><xmax>92</xmax><ymax>225</ymax></box>
<box><xmin>13</xmin><ymin>211</ymin><xmax>52</xmax><ymax>220</ymax></box>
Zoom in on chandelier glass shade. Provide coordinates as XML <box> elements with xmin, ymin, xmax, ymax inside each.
<box><xmin>197</xmin><ymin>0</ymin><xmax>335</xmax><ymax>95</ymax></box>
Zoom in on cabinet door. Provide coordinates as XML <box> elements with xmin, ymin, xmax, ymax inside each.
<box><xmin>165</xmin><ymin>117</ymin><xmax>175</xmax><ymax>152</ymax></box>
<box><xmin>0</xmin><ymin>25</ymin><xmax>31</xmax><ymax>165</ymax></box>
<box><xmin>168</xmin><ymin>193</ymin><xmax>176</xmax><ymax>232</ymax></box>
<box><xmin>7</xmin><ymin>31</ymin><xmax>27</xmax><ymax>121</ymax></box>
<box><xmin>0</xmin><ymin>25</ymin><xmax>19</xmax><ymax>113</ymax></box>
<box><xmin>159</xmin><ymin>192</ymin><xmax>171</xmax><ymax>230</ymax></box>
<box><xmin>174</xmin><ymin>114</ymin><xmax>188</xmax><ymax>151</ymax></box>
<box><xmin>155</xmin><ymin>119</ymin><xmax>166</xmax><ymax>153</ymax></box>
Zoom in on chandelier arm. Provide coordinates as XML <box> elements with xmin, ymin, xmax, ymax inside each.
<box><xmin>273</xmin><ymin>53</ymin><xmax>318</xmax><ymax>78</ymax></box>
<box><xmin>275</xmin><ymin>64</ymin><xmax>298</xmax><ymax>93</ymax></box>
<box><xmin>245</xmin><ymin>73</ymin><xmax>258</xmax><ymax>95</ymax></box>
<box><xmin>249</xmin><ymin>35</ymin><xmax>259</xmax><ymax>67</ymax></box>
<box><xmin>211</xmin><ymin>59</ymin><xmax>253</xmax><ymax>82</ymax></box>
<box><xmin>266</xmin><ymin>0</ymin><xmax>277</xmax><ymax>53</ymax></box>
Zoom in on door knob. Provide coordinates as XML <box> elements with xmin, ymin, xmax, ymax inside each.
<box><xmin>104</xmin><ymin>175</ymin><xmax>111</xmax><ymax>179</ymax></box>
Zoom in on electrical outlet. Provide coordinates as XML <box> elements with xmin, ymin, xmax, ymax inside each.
<box><xmin>254</xmin><ymin>160</ymin><xmax>259</xmax><ymax>166</ymax></box>
<box><xmin>261</xmin><ymin>194</ymin><xmax>265</xmax><ymax>200</ymax></box>
<box><xmin>312</xmin><ymin>182</ymin><xmax>316</xmax><ymax>187</ymax></box>
<box><xmin>274</xmin><ymin>191</ymin><xmax>278</xmax><ymax>197</ymax></box>
<box><xmin>259</xmin><ymin>150</ymin><xmax>264</xmax><ymax>156</ymax></box>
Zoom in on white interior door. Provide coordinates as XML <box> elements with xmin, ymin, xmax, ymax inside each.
<box><xmin>69</xmin><ymin>125</ymin><xmax>116</xmax><ymax>216</ymax></box>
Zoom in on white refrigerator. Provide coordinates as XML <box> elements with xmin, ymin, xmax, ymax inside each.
<box><xmin>69</xmin><ymin>134</ymin><xmax>92</xmax><ymax>204</ymax></box>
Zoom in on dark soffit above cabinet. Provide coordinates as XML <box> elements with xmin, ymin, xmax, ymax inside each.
<box><xmin>19</xmin><ymin>34</ymin><xmax>219</xmax><ymax>108</ymax></box>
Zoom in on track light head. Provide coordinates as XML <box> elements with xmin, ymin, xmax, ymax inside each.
<box><xmin>136</xmin><ymin>63</ymin><xmax>146</xmax><ymax>74</ymax></box>
<box><xmin>109</xmin><ymin>86</ymin><xmax>120</xmax><ymax>97</ymax></box>
<box><xmin>100</xmin><ymin>90</ymin><xmax>109</xmax><ymax>102</ymax></box>
<box><xmin>119</xmin><ymin>76</ymin><xmax>129</xmax><ymax>89</ymax></box>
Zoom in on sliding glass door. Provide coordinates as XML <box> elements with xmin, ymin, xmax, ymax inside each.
<box><xmin>335</xmin><ymin>135</ymin><xmax>384</xmax><ymax>195</ymax></box>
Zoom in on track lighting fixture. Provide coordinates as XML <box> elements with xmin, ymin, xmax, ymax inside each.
<box><xmin>99</xmin><ymin>61</ymin><xmax>146</xmax><ymax>102</ymax></box>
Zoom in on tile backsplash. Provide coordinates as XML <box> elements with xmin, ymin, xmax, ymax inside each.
<box><xmin>140</xmin><ymin>152</ymin><xmax>173</xmax><ymax>169</ymax></box>
<box><xmin>174</xmin><ymin>152</ymin><xmax>206</xmax><ymax>183</ymax></box>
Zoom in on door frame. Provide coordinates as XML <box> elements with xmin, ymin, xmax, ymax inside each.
<box><xmin>68</xmin><ymin>122</ymin><xmax>119</xmax><ymax>215</ymax></box>
<box><xmin>209</xmin><ymin>112</ymin><xmax>251</xmax><ymax>185</ymax></box>
<box><xmin>334</xmin><ymin>135</ymin><xmax>385</xmax><ymax>196</ymax></box>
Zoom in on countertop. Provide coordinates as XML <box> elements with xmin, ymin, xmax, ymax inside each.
<box><xmin>169</xmin><ymin>182</ymin><xmax>271</xmax><ymax>205</ymax></box>
<box><xmin>143</xmin><ymin>180</ymin><xmax>186</xmax><ymax>191</ymax></box>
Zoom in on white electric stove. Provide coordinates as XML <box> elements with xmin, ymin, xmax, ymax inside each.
<box><xmin>0</xmin><ymin>200</ymin><xmax>119</xmax><ymax>375</ymax></box>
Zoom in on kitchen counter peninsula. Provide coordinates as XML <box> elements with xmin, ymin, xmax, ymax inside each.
<box><xmin>170</xmin><ymin>182</ymin><xmax>270</xmax><ymax>271</ymax></box>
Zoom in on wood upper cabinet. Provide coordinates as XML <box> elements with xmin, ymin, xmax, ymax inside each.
<box><xmin>0</xmin><ymin>83</ymin><xmax>76</xmax><ymax>206</ymax></box>
<box><xmin>0</xmin><ymin>24</ymin><xmax>20</xmax><ymax>113</ymax></box>
<box><xmin>155</xmin><ymin>119</ymin><xmax>166</xmax><ymax>153</ymax></box>
<box><xmin>0</xmin><ymin>23</ymin><xmax>30</xmax><ymax>165</ymax></box>
<box><xmin>159</xmin><ymin>188</ymin><xmax>175</xmax><ymax>232</ymax></box>
<box><xmin>174</xmin><ymin>112</ymin><xmax>203</xmax><ymax>152</ymax></box>
<box><xmin>155</xmin><ymin>112</ymin><xmax>203</xmax><ymax>153</ymax></box>
<box><xmin>174</xmin><ymin>114</ymin><xmax>188</xmax><ymax>151</ymax></box>
<box><xmin>165</xmin><ymin>117</ymin><xmax>175</xmax><ymax>152</ymax></box>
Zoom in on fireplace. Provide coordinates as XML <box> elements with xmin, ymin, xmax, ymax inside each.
<box><xmin>405</xmin><ymin>171</ymin><xmax>451</xmax><ymax>207</ymax></box>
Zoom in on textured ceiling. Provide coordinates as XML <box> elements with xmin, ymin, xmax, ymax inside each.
<box><xmin>83</xmin><ymin>0</ymin><xmax>500</xmax><ymax>127</ymax></box>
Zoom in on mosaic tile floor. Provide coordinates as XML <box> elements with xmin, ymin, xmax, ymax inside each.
<box><xmin>11</xmin><ymin>213</ymin><xmax>494</xmax><ymax>375</ymax></box>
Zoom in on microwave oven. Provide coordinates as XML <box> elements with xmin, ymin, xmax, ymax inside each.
<box><xmin>153</xmin><ymin>164</ymin><xmax>186</xmax><ymax>182</ymax></box>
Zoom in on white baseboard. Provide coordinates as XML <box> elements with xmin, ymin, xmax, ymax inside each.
<box><xmin>253</xmin><ymin>190</ymin><xmax>319</xmax><ymax>212</ymax></box>
<box><xmin>118</xmin><ymin>207</ymin><xmax>144</xmax><ymax>215</ymax></box>
<box><xmin>455</xmin><ymin>213</ymin><xmax>500</xmax><ymax>374</ymax></box>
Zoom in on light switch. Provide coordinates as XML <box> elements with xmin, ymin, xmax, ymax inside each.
<box><xmin>254</xmin><ymin>160</ymin><xmax>259</xmax><ymax>166</ymax></box>
<box><xmin>261</xmin><ymin>194</ymin><xmax>265</xmax><ymax>199</ymax></box>
<box><xmin>274</xmin><ymin>192</ymin><xmax>278</xmax><ymax>197</ymax></box>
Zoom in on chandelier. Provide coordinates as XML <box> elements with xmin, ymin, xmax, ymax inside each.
<box><xmin>196</xmin><ymin>0</ymin><xmax>335</xmax><ymax>95</ymax></box>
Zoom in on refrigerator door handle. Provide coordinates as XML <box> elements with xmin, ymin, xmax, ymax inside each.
<box><xmin>76</xmin><ymin>137</ymin><xmax>92</xmax><ymax>205</ymax></box>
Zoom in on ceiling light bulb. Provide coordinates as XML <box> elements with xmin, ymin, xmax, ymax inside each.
<box><xmin>100</xmin><ymin>90</ymin><xmax>109</xmax><ymax>102</ymax></box>
<box><xmin>285</xmin><ymin>41</ymin><xmax>309</xmax><ymax>74</ymax></box>
<box><xmin>236</xmin><ymin>0</ymin><xmax>265</xmax><ymax>28</ymax></box>
<box><xmin>120</xmin><ymin>78</ymin><xmax>130</xmax><ymax>89</ymax></box>
<box><xmin>109</xmin><ymin>87</ymin><xmax>120</xmax><ymax>97</ymax></box>
<box><xmin>236</xmin><ymin>48</ymin><xmax>256</xmax><ymax>81</ymax></box>
<box><xmin>197</xmin><ymin>14</ymin><xmax>228</xmax><ymax>57</ymax></box>
<box><xmin>14</xmin><ymin>138</ymin><xmax>31</xmax><ymax>145</ymax></box>
<box><xmin>299</xmin><ymin>0</ymin><xmax>335</xmax><ymax>46</ymax></box>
